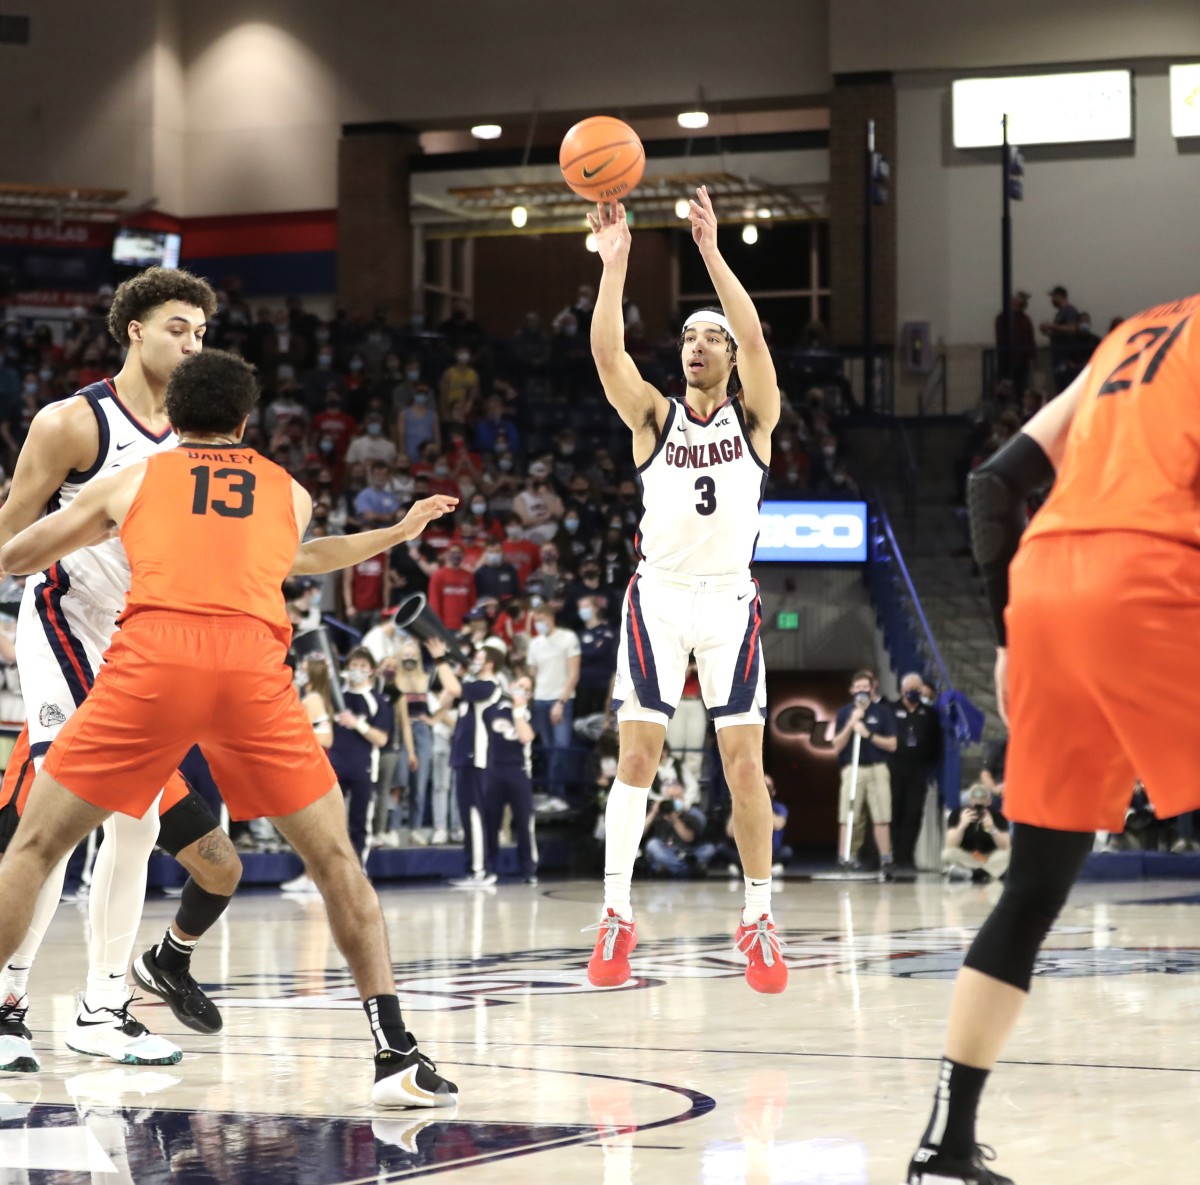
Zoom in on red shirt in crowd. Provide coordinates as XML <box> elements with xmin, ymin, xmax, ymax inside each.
<box><xmin>427</xmin><ymin>564</ymin><xmax>476</xmax><ymax>630</ymax></box>
<box><xmin>311</xmin><ymin>407</ymin><xmax>358</xmax><ymax>460</ymax></box>
<box><xmin>502</xmin><ymin>537</ymin><xmax>541</xmax><ymax>588</ymax></box>
<box><xmin>348</xmin><ymin>552</ymin><xmax>389</xmax><ymax>614</ymax></box>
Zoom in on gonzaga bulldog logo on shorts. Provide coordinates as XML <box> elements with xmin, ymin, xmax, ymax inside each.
<box><xmin>39</xmin><ymin>702</ymin><xmax>67</xmax><ymax>728</ymax></box>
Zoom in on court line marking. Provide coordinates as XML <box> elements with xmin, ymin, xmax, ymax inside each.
<box><xmin>5</xmin><ymin>1063</ymin><xmax>715</xmax><ymax>1185</ymax></box>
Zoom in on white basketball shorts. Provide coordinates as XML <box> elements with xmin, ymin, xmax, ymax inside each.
<box><xmin>611</xmin><ymin>563</ymin><xmax>767</xmax><ymax>730</ymax></box>
<box><xmin>15</xmin><ymin>573</ymin><xmax>117</xmax><ymax>767</ymax></box>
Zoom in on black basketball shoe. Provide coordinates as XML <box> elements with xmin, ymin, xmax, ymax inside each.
<box><xmin>132</xmin><ymin>947</ymin><xmax>223</xmax><ymax>1034</ymax></box>
<box><xmin>372</xmin><ymin>1038</ymin><xmax>458</xmax><ymax>1108</ymax></box>
<box><xmin>906</xmin><ymin>1143</ymin><xmax>1014</xmax><ymax>1184</ymax></box>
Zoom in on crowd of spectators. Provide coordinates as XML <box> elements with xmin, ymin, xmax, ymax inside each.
<box><xmin>0</xmin><ymin>275</ymin><xmax>865</xmax><ymax>874</ymax></box>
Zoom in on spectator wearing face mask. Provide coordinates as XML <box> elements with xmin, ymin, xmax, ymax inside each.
<box><xmin>478</xmin><ymin>449</ymin><xmax>521</xmax><ymax>515</ymax></box>
<box><xmin>330</xmin><ymin>647</ymin><xmax>394</xmax><ymax>866</ymax></box>
<box><xmin>527</xmin><ymin>606</ymin><xmax>581</xmax><ymax>805</ymax></box>
<box><xmin>553</xmin><ymin>428</ymin><xmax>586</xmax><ymax>485</ymax></box>
<box><xmin>264</xmin><ymin>385</ymin><xmax>310</xmax><ymax>437</ymax></box>
<box><xmin>528</xmin><ymin>544</ymin><xmax>569</xmax><ymax>612</ymax></box>
<box><xmin>426</xmin><ymin>452</ymin><xmax>463</xmax><ymax>504</ymax></box>
<box><xmin>397</xmin><ymin>385</ymin><xmax>440</xmax><ymax>463</ymax></box>
<box><xmin>342</xmin><ymin>544</ymin><xmax>396</xmax><ymax>632</ymax></box>
<box><xmin>311</xmin><ymin>392</ymin><xmax>357</xmax><ymax>461</ymax></box>
<box><xmin>345</xmin><ymin>412</ymin><xmax>397</xmax><ymax>468</ymax></box>
<box><xmin>562</xmin><ymin>560</ymin><xmax>614</xmax><ymax>628</ymax></box>
<box><xmin>563</xmin><ymin>474</ymin><xmax>603</xmax><ymax>539</ymax></box>
<box><xmin>597</xmin><ymin>515</ymin><xmax>635</xmax><ymax>586</ymax></box>
<box><xmin>553</xmin><ymin>506</ymin><xmax>591</xmax><ymax>570</ymax></box>
<box><xmin>768</xmin><ymin>431</ymin><xmax>810</xmax><ymax>495</ymax></box>
<box><xmin>573</xmin><ymin>595</ymin><xmax>618</xmax><ymax>720</ymax></box>
<box><xmin>888</xmin><ymin>672</ymin><xmax>944</xmax><ymax>872</ymax></box>
<box><xmin>608</xmin><ymin>478</ymin><xmax>642</xmax><ymax>534</ymax></box>
<box><xmin>378</xmin><ymin>353</ymin><xmax>420</xmax><ymax>413</ymax></box>
<box><xmin>553</xmin><ymin>283</ymin><xmax>596</xmax><ymax>337</ymax></box>
<box><xmin>438</xmin><ymin>347</ymin><xmax>480</xmax><ymax>426</ymax></box>
<box><xmin>473</xmin><ymin>537</ymin><xmax>520</xmax><ymax>602</ymax></box>
<box><xmin>427</xmin><ymin>545</ymin><xmax>476</xmax><ymax>632</ymax></box>
<box><xmin>512</xmin><ymin>461</ymin><xmax>565</xmax><ymax>544</ymax></box>
<box><xmin>302</xmin><ymin>340</ymin><xmax>347</xmax><ymax>410</ymax></box>
<box><xmin>354</xmin><ymin>461</ymin><xmax>401</xmax><ymax>528</ymax></box>
<box><xmin>460</xmin><ymin>494</ymin><xmax>501</xmax><ymax>541</ymax></box>
<box><xmin>500</xmin><ymin>517</ymin><xmax>541</xmax><ymax>587</ymax></box>
<box><xmin>475</xmin><ymin>393</ymin><xmax>521</xmax><ymax>457</ymax></box>
<box><xmin>445</xmin><ymin>430</ymin><xmax>484</xmax><ymax>496</ymax></box>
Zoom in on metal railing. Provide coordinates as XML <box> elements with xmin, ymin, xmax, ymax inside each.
<box><xmin>865</xmin><ymin>499</ymin><xmax>967</xmax><ymax>807</ymax></box>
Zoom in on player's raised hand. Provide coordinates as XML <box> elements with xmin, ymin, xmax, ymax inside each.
<box><xmin>687</xmin><ymin>185</ymin><xmax>719</xmax><ymax>255</ymax></box>
<box><xmin>586</xmin><ymin>202</ymin><xmax>631</xmax><ymax>266</ymax></box>
<box><xmin>399</xmin><ymin>495</ymin><xmax>458</xmax><ymax>538</ymax></box>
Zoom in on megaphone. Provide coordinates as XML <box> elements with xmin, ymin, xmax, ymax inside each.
<box><xmin>390</xmin><ymin>593</ymin><xmax>473</xmax><ymax>669</ymax></box>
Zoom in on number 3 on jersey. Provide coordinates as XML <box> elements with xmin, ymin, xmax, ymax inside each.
<box><xmin>190</xmin><ymin>466</ymin><xmax>257</xmax><ymax>518</ymax></box>
<box><xmin>694</xmin><ymin>475</ymin><xmax>717</xmax><ymax>516</ymax></box>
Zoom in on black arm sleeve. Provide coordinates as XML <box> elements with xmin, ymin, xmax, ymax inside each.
<box><xmin>966</xmin><ymin>432</ymin><xmax>1055</xmax><ymax>646</ymax></box>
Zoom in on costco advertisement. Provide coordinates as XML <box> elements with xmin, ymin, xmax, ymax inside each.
<box><xmin>754</xmin><ymin>501</ymin><xmax>867</xmax><ymax>563</ymax></box>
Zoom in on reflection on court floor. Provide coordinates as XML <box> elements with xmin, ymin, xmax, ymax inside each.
<box><xmin>2</xmin><ymin>877</ymin><xmax>1198</xmax><ymax>1183</ymax></box>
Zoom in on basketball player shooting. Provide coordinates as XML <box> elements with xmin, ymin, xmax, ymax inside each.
<box><xmin>584</xmin><ymin>188</ymin><xmax>786</xmax><ymax>995</ymax></box>
<box><xmin>906</xmin><ymin>295</ymin><xmax>1200</xmax><ymax>1184</ymax></box>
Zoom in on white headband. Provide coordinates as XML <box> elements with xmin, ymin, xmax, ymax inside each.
<box><xmin>683</xmin><ymin>310</ymin><xmax>736</xmax><ymax>346</ymax></box>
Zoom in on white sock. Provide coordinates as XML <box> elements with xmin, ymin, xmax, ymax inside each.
<box><xmin>83</xmin><ymin>806</ymin><xmax>157</xmax><ymax>1012</ymax></box>
<box><xmin>602</xmin><ymin>779</ymin><xmax>651</xmax><ymax>921</ymax></box>
<box><xmin>742</xmin><ymin>876</ymin><xmax>772</xmax><ymax>925</ymax></box>
<box><xmin>2</xmin><ymin>849</ymin><xmax>72</xmax><ymax>1006</ymax></box>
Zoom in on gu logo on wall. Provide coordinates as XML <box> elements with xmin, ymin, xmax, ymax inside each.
<box><xmin>754</xmin><ymin>501</ymin><xmax>867</xmax><ymax>563</ymax></box>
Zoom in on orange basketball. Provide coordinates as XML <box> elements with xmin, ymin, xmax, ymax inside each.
<box><xmin>559</xmin><ymin>116</ymin><xmax>645</xmax><ymax>203</ymax></box>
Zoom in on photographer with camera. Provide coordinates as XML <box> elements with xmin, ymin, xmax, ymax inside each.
<box><xmin>942</xmin><ymin>783</ymin><xmax>1011</xmax><ymax>883</ymax></box>
<box><xmin>830</xmin><ymin>669</ymin><xmax>897</xmax><ymax>875</ymax></box>
<box><xmin>641</xmin><ymin>743</ymin><xmax>713</xmax><ymax>876</ymax></box>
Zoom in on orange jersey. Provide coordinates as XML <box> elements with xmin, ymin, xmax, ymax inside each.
<box><xmin>1024</xmin><ymin>293</ymin><xmax>1200</xmax><ymax>547</ymax></box>
<box><xmin>120</xmin><ymin>445</ymin><xmax>297</xmax><ymax>646</ymax></box>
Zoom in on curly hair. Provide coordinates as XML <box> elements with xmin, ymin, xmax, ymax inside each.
<box><xmin>165</xmin><ymin>350</ymin><xmax>260</xmax><ymax>436</ymax></box>
<box><xmin>106</xmin><ymin>266</ymin><xmax>218</xmax><ymax>347</ymax></box>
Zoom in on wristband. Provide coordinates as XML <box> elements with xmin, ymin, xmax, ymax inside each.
<box><xmin>355</xmin><ymin>718</ymin><xmax>370</xmax><ymax>736</ymax></box>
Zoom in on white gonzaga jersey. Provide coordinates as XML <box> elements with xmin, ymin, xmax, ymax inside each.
<box><xmin>45</xmin><ymin>379</ymin><xmax>177</xmax><ymax>611</ymax></box>
<box><xmin>634</xmin><ymin>396</ymin><xmax>768</xmax><ymax>576</ymax></box>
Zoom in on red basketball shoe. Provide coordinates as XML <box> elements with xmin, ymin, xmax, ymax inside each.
<box><xmin>735</xmin><ymin>913</ymin><xmax>789</xmax><ymax>994</ymax></box>
<box><xmin>585</xmin><ymin>909</ymin><xmax>638</xmax><ymax>987</ymax></box>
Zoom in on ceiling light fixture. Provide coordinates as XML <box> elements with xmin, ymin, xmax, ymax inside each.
<box><xmin>742</xmin><ymin>224</ymin><xmax>759</xmax><ymax>245</ymax></box>
<box><xmin>674</xmin><ymin>198</ymin><xmax>690</xmax><ymax>218</ymax></box>
<box><xmin>471</xmin><ymin>124</ymin><xmax>502</xmax><ymax>140</ymax></box>
<box><xmin>677</xmin><ymin>111</ymin><xmax>709</xmax><ymax>130</ymax></box>
<box><xmin>585</xmin><ymin>232</ymin><xmax>599</xmax><ymax>253</ymax></box>
<box><xmin>511</xmin><ymin>205</ymin><xmax>528</xmax><ymax>228</ymax></box>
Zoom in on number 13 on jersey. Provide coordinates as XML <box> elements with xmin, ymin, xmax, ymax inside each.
<box><xmin>190</xmin><ymin>466</ymin><xmax>257</xmax><ymax>518</ymax></box>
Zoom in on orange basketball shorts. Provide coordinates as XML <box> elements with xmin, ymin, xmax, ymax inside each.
<box><xmin>2</xmin><ymin>723</ymin><xmax>191</xmax><ymax>817</ymax></box>
<box><xmin>1004</xmin><ymin>531</ymin><xmax>1200</xmax><ymax>832</ymax></box>
<box><xmin>44</xmin><ymin>611</ymin><xmax>335</xmax><ymax>822</ymax></box>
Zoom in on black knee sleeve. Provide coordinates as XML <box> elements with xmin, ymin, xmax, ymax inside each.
<box><xmin>158</xmin><ymin>785</ymin><xmax>222</xmax><ymax>856</ymax></box>
<box><xmin>962</xmin><ymin>823</ymin><xmax>1093</xmax><ymax>992</ymax></box>
<box><xmin>175</xmin><ymin>878</ymin><xmax>232</xmax><ymax>938</ymax></box>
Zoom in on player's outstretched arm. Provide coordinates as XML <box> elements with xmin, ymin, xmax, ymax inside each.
<box><xmin>0</xmin><ymin>463</ymin><xmax>145</xmax><ymax>576</ymax></box>
<box><xmin>587</xmin><ymin>201</ymin><xmax>669</xmax><ymax>433</ymax></box>
<box><xmin>687</xmin><ymin>186</ymin><xmax>780</xmax><ymax>435</ymax></box>
<box><xmin>0</xmin><ymin>398</ymin><xmax>102</xmax><ymax>550</ymax></box>
<box><xmin>290</xmin><ymin>495</ymin><xmax>458</xmax><ymax>576</ymax></box>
